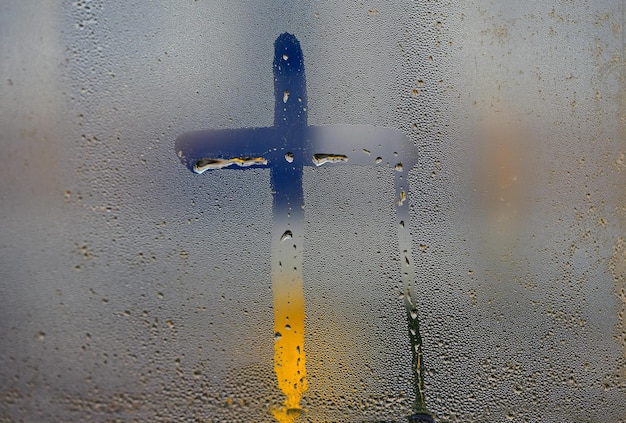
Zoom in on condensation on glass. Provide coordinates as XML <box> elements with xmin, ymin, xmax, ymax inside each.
<box><xmin>0</xmin><ymin>2</ymin><xmax>624</xmax><ymax>422</ymax></box>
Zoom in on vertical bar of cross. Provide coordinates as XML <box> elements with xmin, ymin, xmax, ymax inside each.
<box><xmin>270</xmin><ymin>34</ymin><xmax>308</xmax><ymax>422</ymax></box>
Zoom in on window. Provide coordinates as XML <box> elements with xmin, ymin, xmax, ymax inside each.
<box><xmin>1</xmin><ymin>2</ymin><xmax>624</xmax><ymax>422</ymax></box>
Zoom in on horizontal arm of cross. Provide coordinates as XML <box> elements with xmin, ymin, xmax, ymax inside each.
<box><xmin>175</xmin><ymin>124</ymin><xmax>417</xmax><ymax>174</ymax></box>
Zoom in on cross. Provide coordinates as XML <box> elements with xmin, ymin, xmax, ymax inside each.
<box><xmin>175</xmin><ymin>33</ymin><xmax>432</xmax><ymax>422</ymax></box>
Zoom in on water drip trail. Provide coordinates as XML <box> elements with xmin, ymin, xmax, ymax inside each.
<box><xmin>395</xmin><ymin>177</ymin><xmax>427</xmax><ymax>413</ymax></box>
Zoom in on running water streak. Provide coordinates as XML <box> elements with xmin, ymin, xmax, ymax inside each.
<box><xmin>395</xmin><ymin>176</ymin><xmax>427</xmax><ymax>412</ymax></box>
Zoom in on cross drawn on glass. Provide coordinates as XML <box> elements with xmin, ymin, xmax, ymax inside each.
<box><xmin>175</xmin><ymin>33</ymin><xmax>430</xmax><ymax>421</ymax></box>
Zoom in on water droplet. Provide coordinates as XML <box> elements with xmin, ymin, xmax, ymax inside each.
<box><xmin>274</xmin><ymin>332</ymin><xmax>282</xmax><ymax>341</ymax></box>
<box><xmin>194</xmin><ymin>157</ymin><xmax>268</xmax><ymax>173</ymax></box>
<box><xmin>312</xmin><ymin>153</ymin><xmax>349</xmax><ymax>166</ymax></box>
<box><xmin>283</xmin><ymin>90</ymin><xmax>289</xmax><ymax>103</ymax></box>
<box><xmin>400</xmin><ymin>220</ymin><xmax>405</xmax><ymax>228</ymax></box>
<box><xmin>287</xmin><ymin>408</ymin><xmax>301</xmax><ymax>418</ymax></box>
<box><xmin>280</xmin><ymin>230</ymin><xmax>293</xmax><ymax>241</ymax></box>
<box><xmin>285</xmin><ymin>324</ymin><xmax>292</xmax><ymax>330</ymax></box>
<box><xmin>398</xmin><ymin>191</ymin><xmax>406</xmax><ymax>206</ymax></box>
<box><xmin>285</xmin><ymin>152</ymin><xmax>294</xmax><ymax>163</ymax></box>
<box><xmin>362</xmin><ymin>149</ymin><xmax>371</xmax><ymax>155</ymax></box>
<box><xmin>395</xmin><ymin>163</ymin><xmax>403</xmax><ymax>172</ymax></box>
<box><xmin>375</xmin><ymin>157</ymin><xmax>383</xmax><ymax>164</ymax></box>
<box><xmin>410</xmin><ymin>309</ymin><xmax>418</xmax><ymax>319</ymax></box>
<box><xmin>283</xmin><ymin>54</ymin><xmax>288</xmax><ymax>61</ymax></box>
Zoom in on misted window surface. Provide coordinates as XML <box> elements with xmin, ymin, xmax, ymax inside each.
<box><xmin>1</xmin><ymin>2</ymin><xmax>624</xmax><ymax>422</ymax></box>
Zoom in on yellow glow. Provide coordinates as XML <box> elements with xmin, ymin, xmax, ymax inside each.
<box><xmin>271</xmin><ymin>273</ymin><xmax>307</xmax><ymax>423</ymax></box>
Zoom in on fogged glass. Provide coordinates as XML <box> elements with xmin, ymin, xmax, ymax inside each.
<box><xmin>1</xmin><ymin>2</ymin><xmax>624</xmax><ymax>422</ymax></box>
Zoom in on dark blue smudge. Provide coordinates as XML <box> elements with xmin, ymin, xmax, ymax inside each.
<box><xmin>273</xmin><ymin>33</ymin><xmax>307</xmax><ymax>129</ymax></box>
<box><xmin>270</xmin><ymin>33</ymin><xmax>307</xmax><ymax>217</ymax></box>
